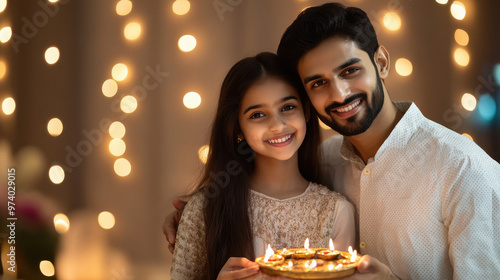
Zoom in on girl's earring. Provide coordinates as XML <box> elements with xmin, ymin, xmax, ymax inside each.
<box><xmin>237</xmin><ymin>136</ymin><xmax>243</xmax><ymax>143</ymax></box>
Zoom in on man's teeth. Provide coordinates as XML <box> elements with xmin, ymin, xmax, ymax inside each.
<box><xmin>336</xmin><ymin>100</ymin><xmax>361</xmax><ymax>113</ymax></box>
<box><xmin>268</xmin><ymin>134</ymin><xmax>292</xmax><ymax>144</ymax></box>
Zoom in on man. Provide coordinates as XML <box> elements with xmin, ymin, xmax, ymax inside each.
<box><xmin>165</xmin><ymin>3</ymin><xmax>500</xmax><ymax>279</ymax></box>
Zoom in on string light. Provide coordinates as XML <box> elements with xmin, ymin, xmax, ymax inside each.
<box><xmin>450</xmin><ymin>1</ymin><xmax>466</xmax><ymax>20</ymax></box>
<box><xmin>0</xmin><ymin>26</ymin><xmax>12</xmax><ymax>43</ymax></box>
<box><xmin>383</xmin><ymin>12</ymin><xmax>401</xmax><ymax>31</ymax></box>
<box><xmin>47</xmin><ymin>118</ymin><xmax>64</xmax><ymax>137</ymax></box>
<box><xmin>198</xmin><ymin>145</ymin><xmax>209</xmax><ymax>164</ymax></box>
<box><xmin>461</xmin><ymin>93</ymin><xmax>476</xmax><ymax>111</ymax></box>
<box><xmin>124</xmin><ymin>22</ymin><xmax>141</xmax><ymax>40</ymax></box>
<box><xmin>112</xmin><ymin>63</ymin><xmax>128</xmax><ymax>81</ymax></box>
<box><xmin>116</xmin><ymin>0</ymin><xmax>132</xmax><ymax>16</ymax></box>
<box><xmin>98</xmin><ymin>211</ymin><xmax>116</xmax><ymax>229</ymax></box>
<box><xmin>454</xmin><ymin>29</ymin><xmax>469</xmax><ymax>46</ymax></box>
<box><xmin>0</xmin><ymin>0</ymin><xmax>6</xmax><ymax>13</ymax></box>
<box><xmin>120</xmin><ymin>95</ymin><xmax>138</xmax><ymax>113</ymax></box>
<box><xmin>435</xmin><ymin>0</ymin><xmax>448</xmax><ymax>4</ymax></box>
<box><xmin>49</xmin><ymin>165</ymin><xmax>65</xmax><ymax>184</ymax></box>
<box><xmin>53</xmin><ymin>213</ymin><xmax>70</xmax><ymax>234</ymax></box>
<box><xmin>178</xmin><ymin>35</ymin><xmax>197</xmax><ymax>52</ymax></box>
<box><xmin>109</xmin><ymin>121</ymin><xmax>126</xmax><ymax>139</ymax></box>
<box><xmin>45</xmin><ymin>46</ymin><xmax>60</xmax><ymax>64</ymax></box>
<box><xmin>39</xmin><ymin>260</ymin><xmax>55</xmax><ymax>277</ymax></box>
<box><xmin>183</xmin><ymin>92</ymin><xmax>201</xmax><ymax>109</ymax></box>
<box><xmin>172</xmin><ymin>0</ymin><xmax>190</xmax><ymax>15</ymax></box>
<box><xmin>114</xmin><ymin>158</ymin><xmax>131</xmax><ymax>177</ymax></box>
<box><xmin>109</xmin><ymin>138</ymin><xmax>126</xmax><ymax>156</ymax></box>
<box><xmin>395</xmin><ymin>58</ymin><xmax>413</xmax><ymax>76</ymax></box>
<box><xmin>102</xmin><ymin>79</ymin><xmax>118</xmax><ymax>97</ymax></box>
<box><xmin>0</xmin><ymin>59</ymin><xmax>6</xmax><ymax>79</ymax></box>
<box><xmin>453</xmin><ymin>48</ymin><xmax>469</xmax><ymax>67</ymax></box>
<box><xmin>2</xmin><ymin>97</ymin><xmax>15</xmax><ymax>115</ymax></box>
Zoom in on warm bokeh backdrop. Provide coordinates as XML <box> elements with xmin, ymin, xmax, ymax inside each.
<box><xmin>0</xmin><ymin>0</ymin><xmax>499</xmax><ymax>279</ymax></box>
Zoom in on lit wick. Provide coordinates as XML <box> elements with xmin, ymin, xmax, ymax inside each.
<box><xmin>292</xmin><ymin>238</ymin><xmax>315</xmax><ymax>259</ymax></box>
<box><xmin>264</xmin><ymin>244</ymin><xmax>274</xmax><ymax>263</ymax></box>
<box><xmin>317</xmin><ymin>238</ymin><xmax>340</xmax><ymax>260</ymax></box>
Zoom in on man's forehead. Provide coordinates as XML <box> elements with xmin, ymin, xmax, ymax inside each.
<box><xmin>297</xmin><ymin>37</ymin><xmax>366</xmax><ymax>75</ymax></box>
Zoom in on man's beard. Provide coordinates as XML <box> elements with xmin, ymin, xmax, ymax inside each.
<box><xmin>320</xmin><ymin>78</ymin><xmax>384</xmax><ymax>136</ymax></box>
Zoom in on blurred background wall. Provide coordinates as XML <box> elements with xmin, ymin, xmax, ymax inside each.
<box><xmin>0</xmin><ymin>0</ymin><xmax>499</xmax><ymax>279</ymax></box>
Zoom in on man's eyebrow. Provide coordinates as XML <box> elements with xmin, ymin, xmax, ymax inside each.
<box><xmin>335</xmin><ymin>58</ymin><xmax>361</xmax><ymax>73</ymax></box>
<box><xmin>302</xmin><ymin>57</ymin><xmax>362</xmax><ymax>85</ymax></box>
<box><xmin>243</xmin><ymin>96</ymin><xmax>298</xmax><ymax>114</ymax></box>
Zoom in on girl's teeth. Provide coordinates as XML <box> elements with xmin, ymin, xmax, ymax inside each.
<box><xmin>337</xmin><ymin>100</ymin><xmax>360</xmax><ymax>113</ymax></box>
<box><xmin>269</xmin><ymin>134</ymin><xmax>291</xmax><ymax>144</ymax></box>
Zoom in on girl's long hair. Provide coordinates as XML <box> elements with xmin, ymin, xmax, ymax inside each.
<box><xmin>194</xmin><ymin>52</ymin><xmax>321</xmax><ymax>279</ymax></box>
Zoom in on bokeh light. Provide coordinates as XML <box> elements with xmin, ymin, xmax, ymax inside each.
<box><xmin>462</xmin><ymin>133</ymin><xmax>473</xmax><ymax>141</ymax></box>
<box><xmin>102</xmin><ymin>79</ymin><xmax>118</xmax><ymax>97</ymax></box>
<box><xmin>383</xmin><ymin>12</ymin><xmax>401</xmax><ymax>31</ymax></box>
<box><xmin>53</xmin><ymin>213</ymin><xmax>70</xmax><ymax>234</ymax></box>
<box><xmin>120</xmin><ymin>95</ymin><xmax>138</xmax><ymax>113</ymax></box>
<box><xmin>2</xmin><ymin>97</ymin><xmax>15</xmax><ymax>115</ymax></box>
<box><xmin>49</xmin><ymin>165</ymin><xmax>65</xmax><ymax>184</ymax></box>
<box><xmin>114</xmin><ymin>158</ymin><xmax>131</xmax><ymax>177</ymax></box>
<box><xmin>109</xmin><ymin>121</ymin><xmax>126</xmax><ymax>139</ymax></box>
<box><xmin>493</xmin><ymin>64</ymin><xmax>500</xmax><ymax>85</ymax></box>
<box><xmin>477</xmin><ymin>94</ymin><xmax>497</xmax><ymax>122</ymax></box>
<box><xmin>124</xmin><ymin>22</ymin><xmax>141</xmax><ymax>40</ymax></box>
<box><xmin>0</xmin><ymin>0</ymin><xmax>6</xmax><ymax>13</ymax></box>
<box><xmin>178</xmin><ymin>35</ymin><xmax>197</xmax><ymax>52</ymax></box>
<box><xmin>0</xmin><ymin>26</ymin><xmax>11</xmax><ymax>43</ymax></box>
<box><xmin>319</xmin><ymin>118</ymin><xmax>330</xmax><ymax>130</ymax></box>
<box><xmin>40</xmin><ymin>260</ymin><xmax>55</xmax><ymax>277</ymax></box>
<box><xmin>98</xmin><ymin>211</ymin><xmax>116</xmax><ymax>229</ymax></box>
<box><xmin>0</xmin><ymin>59</ymin><xmax>6</xmax><ymax>79</ymax></box>
<box><xmin>435</xmin><ymin>0</ymin><xmax>448</xmax><ymax>4</ymax></box>
<box><xmin>461</xmin><ymin>93</ymin><xmax>476</xmax><ymax>111</ymax></box>
<box><xmin>454</xmin><ymin>48</ymin><xmax>469</xmax><ymax>67</ymax></box>
<box><xmin>47</xmin><ymin>118</ymin><xmax>64</xmax><ymax>137</ymax></box>
<box><xmin>450</xmin><ymin>1</ymin><xmax>466</xmax><ymax>20</ymax></box>
<box><xmin>454</xmin><ymin>29</ymin><xmax>469</xmax><ymax>46</ymax></box>
<box><xmin>109</xmin><ymin>138</ymin><xmax>126</xmax><ymax>156</ymax></box>
<box><xmin>183</xmin><ymin>92</ymin><xmax>201</xmax><ymax>109</ymax></box>
<box><xmin>395</xmin><ymin>58</ymin><xmax>413</xmax><ymax>76</ymax></box>
<box><xmin>45</xmin><ymin>46</ymin><xmax>60</xmax><ymax>64</ymax></box>
<box><xmin>198</xmin><ymin>145</ymin><xmax>209</xmax><ymax>164</ymax></box>
<box><xmin>172</xmin><ymin>0</ymin><xmax>190</xmax><ymax>15</ymax></box>
<box><xmin>112</xmin><ymin>63</ymin><xmax>128</xmax><ymax>81</ymax></box>
<box><xmin>116</xmin><ymin>0</ymin><xmax>132</xmax><ymax>16</ymax></box>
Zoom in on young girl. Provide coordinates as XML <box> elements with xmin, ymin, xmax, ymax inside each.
<box><xmin>170</xmin><ymin>52</ymin><xmax>355</xmax><ymax>280</ymax></box>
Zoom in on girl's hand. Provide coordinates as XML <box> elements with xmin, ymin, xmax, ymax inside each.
<box><xmin>217</xmin><ymin>257</ymin><xmax>261</xmax><ymax>280</ymax></box>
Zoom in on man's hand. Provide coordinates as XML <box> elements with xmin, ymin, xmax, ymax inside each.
<box><xmin>341</xmin><ymin>255</ymin><xmax>399</xmax><ymax>280</ymax></box>
<box><xmin>217</xmin><ymin>257</ymin><xmax>261</xmax><ymax>280</ymax></box>
<box><xmin>163</xmin><ymin>198</ymin><xmax>187</xmax><ymax>253</ymax></box>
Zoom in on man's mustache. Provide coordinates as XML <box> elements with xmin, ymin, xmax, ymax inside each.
<box><xmin>325</xmin><ymin>93</ymin><xmax>367</xmax><ymax>113</ymax></box>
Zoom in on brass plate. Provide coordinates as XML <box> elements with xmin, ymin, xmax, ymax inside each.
<box><xmin>256</xmin><ymin>249</ymin><xmax>359</xmax><ymax>279</ymax></box>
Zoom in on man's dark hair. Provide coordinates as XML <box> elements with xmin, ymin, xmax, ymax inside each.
<box><xmin>277</xmin><ymin>2</ymin><xmax>379</xmax><ymax>69</ymax></box>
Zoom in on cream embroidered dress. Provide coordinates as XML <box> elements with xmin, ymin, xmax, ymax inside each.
<box><xmin>170</xmin><ymin>182</ymin><xmax>356</xmax><ymax>279</ymax></box>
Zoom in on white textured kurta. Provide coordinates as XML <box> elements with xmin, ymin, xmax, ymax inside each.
<box><xmin>170</xmin><ymin>182</ymin><xmax>356</xmax><ymax>279</ymax></box>
<box><xmin>319</xmin><ymin>102</ymin><xmax>500</xmax><ymax>279</ymax></box>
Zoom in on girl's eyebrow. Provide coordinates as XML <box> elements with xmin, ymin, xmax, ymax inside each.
<box><xmin>243</xmin><ymin>96</ymin><xmax>298</xmax><ymax>114</ymax></box>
